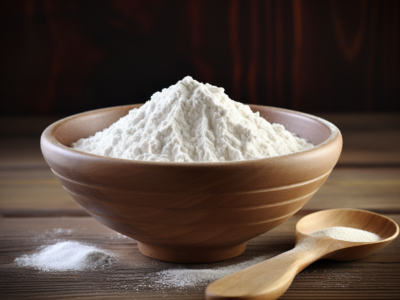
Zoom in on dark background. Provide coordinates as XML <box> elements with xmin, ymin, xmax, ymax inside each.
<box><xmin>1</xmin><ymin>0</ymin><xmax>399</xmax><ymax>117</ymax></box>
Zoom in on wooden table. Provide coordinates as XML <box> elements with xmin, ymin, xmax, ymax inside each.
<box><xmin>1</xmin><ymin>113</ymin><xmax>400</xmax><ymax>299</ymax></box>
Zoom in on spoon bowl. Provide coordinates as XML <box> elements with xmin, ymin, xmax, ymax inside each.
<box><xmin>206</xmin><ymin>209</ymin><xmax>399</xmax><ymax>300</ymax></box>
<box><xmin>295</xmin><ymin>208</ymin><xmax>399</xmax><ymax>261</ymax></box>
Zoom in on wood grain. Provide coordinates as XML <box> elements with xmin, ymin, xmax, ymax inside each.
<box><xmin>0</xmin><ymin>216</ymin><xmax>399</xmax><ymax>299</ymax></box>
<box><xmin>1</xmin><ymin>114</ymin><xmax>399</xmax><ymax>169</ymax></box>
<box><xmin>2</xmin><ymin>168</ymin><xmax>399</xmax><ymax>216</ymax></box>
<box><xmin>2</xmin><ymin>1</ymin><xmax>400</xmax><ymax>115</ymax></box>
<box><xmin>0</xmin><ymin>137</ymin><xmax>47</xmax><ymax>168</ymax></box>
<box><xmin>316</xmin><ymin>113</ymin><xmax>400</xmax><ymax>166</ymax></box>
<box><xmin>1</xmin><ymin>131</ymin><xmax>398</xmax><ymax>170</ymax></box>
<box><xmin>39</xmin><ymin>104</ymin><xmax>342</xmax><ymax>263</ymax></box>
<box><xmin>206</xmin><ymin>209</ymin><xmax>399</xmax><ymax>299</ymax></box>
<box><xmin>302</xmin><ymin>168</ymin><xmax>400</xmax><ymax>214</ymax></box>
<box><xmin>1</xmin><ymin>112</ymin><xmax>400</xmax><ymax>298</ymax></box>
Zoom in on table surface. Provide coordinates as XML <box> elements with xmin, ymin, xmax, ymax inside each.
<box><xmin>1</xmin><ymin>113</ymin><xmax>399</xmax><ymax>299</ymax></box>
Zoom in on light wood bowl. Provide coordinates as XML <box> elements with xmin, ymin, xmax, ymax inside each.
<box><xmin>41</xmin><ymin>104</ymin><xmax>342</xmax><ymax>263</ymax></box>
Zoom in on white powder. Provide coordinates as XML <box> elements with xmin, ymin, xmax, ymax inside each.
<box><xmin>154</xmin><ymin>227</ymin><xmax>381</xmax><ymax>288</ymax></box>
<box><xmin>292</xmin><ymin>227</ymin><xmax>382</xmax><ymax>255</ymax></box>
<box><xmin>15</xmin><ymin>241</ymin><xmax>114</xmax><ymax>271</ymax></box>
<box><xmin>155</xmin><ymin>256</ymin><xmax>268</xmax><ymax>288</ymax></box>
<box><xmin>71</xmin><ymin>76</ymin><xmax>314</xmax><ymax>162</ymax></box>
<box><xmin>13</xmin><ymin>226</ymin><xmax>381</xmax><ymax>288</ymax></box>
<box><xmin>310</xmin><ymin>226</ymin><xmax>381</xmax><ymax>243</ymax></box>
<box><xmin>51</xmin><ymin>228</ymin><xmax>73</xmax><ymax>235</ymax></box>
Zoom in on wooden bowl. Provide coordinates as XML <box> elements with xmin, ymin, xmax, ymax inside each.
<box><xmin>41</xmin><ymin>104</ymin><xmax>342</xmax><ymax>263</ymax></box>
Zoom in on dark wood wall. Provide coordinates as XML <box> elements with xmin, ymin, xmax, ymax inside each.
<box><xmin>1</xmin><ymin>0</ymin><xmax>399</xmax><ymax>116</ymax></box>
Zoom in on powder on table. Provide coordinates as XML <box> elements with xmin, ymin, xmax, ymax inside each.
<box><xmin>71</xmin><ymin>76</ymin><xmax>314</xmax><ymax>162</ymax></box>
<box><xmin>15</xmin><ymin>241</ymin><xmax>114</xmax><ymax>271</ymax></box>
<box><xmin>155</xmin><ymin>256</ymin><xmax>268</xmax><ymax>288</ymax></box>
<box><xmin>309</xmin><ymin>226</ymin><xmax>381</xmax><ymax>242</ymax></box>
<box><xmin>155</xmin><ymin>227</ymin><xmax>381</xmax><ymax>289</ymax></box>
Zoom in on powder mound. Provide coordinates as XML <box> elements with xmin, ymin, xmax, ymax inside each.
<box><xmin>155</xmin><ymin>256</ymin><xmax>268</xmax><ymax>288</ymax></box>
<box><xmin>15</xmin><ymin>241</ymin><xmax>114</xmax><ymax>271</ymax></box>
<box><xmin>310</xmin><ymin>226</ymin><xmax>381</xmax><ymax>243</ymax></box>
<box><xmin>71</xmin><ymin>76</ymin><xmax>314</xmax><ymax>162</ymax></box>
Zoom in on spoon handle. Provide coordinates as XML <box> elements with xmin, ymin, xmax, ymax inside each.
<box><xmin>205</xmin><ymin>245</ymin><xmax>323</xmax><ymax>300</ymax></box>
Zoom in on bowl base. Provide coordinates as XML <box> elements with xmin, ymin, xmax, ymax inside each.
<box><xmin>137</xmin><ymin>242</ymin><xmax>247</xmax><ymax>263</ymax></box>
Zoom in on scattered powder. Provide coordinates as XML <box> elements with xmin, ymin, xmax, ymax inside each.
<box><xmin>50</xmin><ymin>228</ymin><xmax>73</xmax><ymax>235</ymax></box>
<box><xmin>107</xmin><ymin>231</ymin><xmax>130</xmax><ymax>240</ymax></box>
<box><xmin>155</xmin><ymin>256</ymin><xmax>268</xmax><ymax>288</ymax></box>
<box><xmin>309</xmin><ymin>226</ymin><xmax>381</xmax><ymax>243</ymax></box>
<box><xmin>32</xmin><ymin>228</ymin><xmax>74</xmax><ymax>241</ymax></box>
<box><xmin>71</xmin><ymin>76</ymin><xmax>314</xmax><ymax>162</ymax></box>
<box><xmin>152</xmin><ymin>228</ymin><xmax>380</xmax><ymax>288</ymax></box>
<box><xmin>14</xmin><ymin>226</ymin><xmax>379</xmax><ymax>288</ymax></box>
<box><xmin>152</xmin><ymin>227</ymin><xmax>380</xmax><ymax>290</ymax></box>
<box><xmin>15</xmin><ymin>241</ymin><xmax>114</xmax><ymax>271</ymax></box>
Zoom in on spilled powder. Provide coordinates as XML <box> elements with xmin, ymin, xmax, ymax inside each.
<box><xmin>14</xmin><ymin>241</ymin><xmax>114</xmax><ymax>271</ymax></box>
<box><xmin>154</xmin><ymin>227</ymin><xmax>382</xmax><ymax>290</ymax></box>
<box><xmin>51</xmin><ymin>228</ymin><xmax>73</xmax><ymax>235</ymax></box>
<box><xmin>14</xmin><ymin>226</ymin><xmax>381</xmax><ymax>289</ymax></box>
<box><xmin>155</xmin><ymin>256</ymin><xmax>268</xmax><ymax>288</ymax></box>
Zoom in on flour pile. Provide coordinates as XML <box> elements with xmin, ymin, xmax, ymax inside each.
<box><xmin>15</xmin><ymin>241</ymin><xmax>114</xmax><ymax>271</ymax></box>
<box><xmin>310</xmin><ymin>226</ymin><xmax>381</xmax><ymax>242</ymax></box>
<box><xmin>72</xmin><ymin>76</ymin><xmax>314</xmax><ymax>162</ymax></box>
<box><xmin>155</xmin><ymin>256</ymin><xmax>268</xmax><ymax>288</ymax></box>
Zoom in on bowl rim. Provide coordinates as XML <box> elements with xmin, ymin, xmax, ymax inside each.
<box><xmin>41</xmin><ymin>104</ymin><xmax>341</xmax><ymax>168</ymax></box>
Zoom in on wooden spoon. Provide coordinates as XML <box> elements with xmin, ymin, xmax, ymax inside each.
<box><xmin>205</xmin><ymin>209</ymin><xmax>399</xmax><ymax>300</ymax></box>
